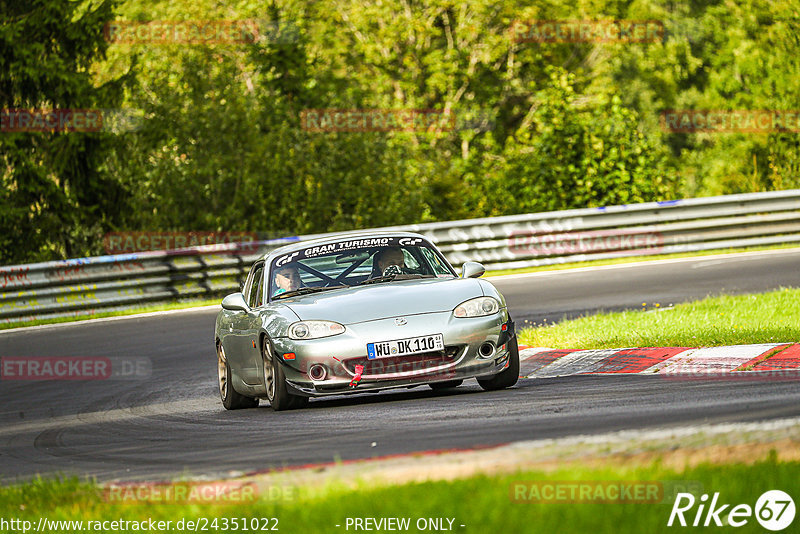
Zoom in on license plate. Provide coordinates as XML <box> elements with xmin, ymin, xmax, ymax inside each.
<box><xmin>367</xmin><ymin>334</ymin><xmax>444</xmax><ymax>360</ymax></box>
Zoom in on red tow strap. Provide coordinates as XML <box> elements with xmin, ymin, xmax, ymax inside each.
<box><xmin>349</xmin><ymin>364</ymin><xmax>364</xmax><ymax>388</ymax></box>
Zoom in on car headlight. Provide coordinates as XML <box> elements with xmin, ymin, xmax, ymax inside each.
<box><xmin>288</xmin><ymin>320</ymin><xmax>345</xmax><ymax>340</ymax></box>
<box><xmin>453</xmin><ymin>297</ymin><xmax>500</xmax><ymax>318</ymax></box>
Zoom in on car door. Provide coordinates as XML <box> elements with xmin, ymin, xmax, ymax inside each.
<box><xmin>227</xmin><ymin>261</ymin><xmax>266</xmax><ymax>385</ymax></box>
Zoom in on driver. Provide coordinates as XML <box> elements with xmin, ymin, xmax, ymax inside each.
<box><xmin>373</xmin><ymin>246</ymin><xmax>407</xmax><ymax>277</ymax></box>
<box><xmin>273</xmin><ymin>263</ymin><xmax>302</xmax><ymax>296</ymax></box>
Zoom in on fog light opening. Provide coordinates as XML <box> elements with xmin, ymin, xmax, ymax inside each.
<box><xmin>309</xmin><ymin>364</ymin><xmax>327</xmax><ymax>381</ymax></box>
<box><xmin>479</xmin><ymin>342</ymin><xmax>495</xmax><ymax>358</ymax></box>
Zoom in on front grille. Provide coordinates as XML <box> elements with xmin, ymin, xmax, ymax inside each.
<box><xmin>345</xmin><ymin>346</ymin><xmax>461</xmax><ymax>377</ymax></box>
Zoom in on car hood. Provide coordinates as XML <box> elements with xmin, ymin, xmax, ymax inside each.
<box><xmin>280</xmin><ymin>278</ymin><xmax>485</xmax><ymax>324</ymax></box>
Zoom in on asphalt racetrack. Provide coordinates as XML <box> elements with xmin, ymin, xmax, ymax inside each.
<box><xmin>1</xmin><ymin>250</ymin><xmax>799</xmax><ymax>482</ymax></box>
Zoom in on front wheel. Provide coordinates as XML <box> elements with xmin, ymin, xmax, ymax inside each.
<box><xmin>477</xmin><ymin>336</ymin><xmax>520</xmax><ymax>391</ymax></box>
<box><xmin>262</xmin><ymin>336</ymin><xmax>309</xmax><ymax>411</ymax></box>
<box><xmin>218</xmin><ymin>343</ymin><xmax>259</xmax><ymax>410</ymax></box>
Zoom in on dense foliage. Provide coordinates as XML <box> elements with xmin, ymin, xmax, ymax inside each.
<box><xmin>2</xmin><ymin>0</ymin><xmax>798</xmax><ymax>263</ymax></box>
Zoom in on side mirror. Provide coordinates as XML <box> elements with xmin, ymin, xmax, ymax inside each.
<box><xmin>461</xmin><ymin>261</ymin><xmax>485</xmax><ymax>279</ymax></box>
<box><xmin>221</xmin><ymin>292</ymin><xmax>250</xmax><ymax>312</ymax></box>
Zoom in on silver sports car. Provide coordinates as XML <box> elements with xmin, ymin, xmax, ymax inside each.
<box><xmin>214</xmin><ymin>231</ymin><xmax>518</xmax><ymax>410</ymax></box>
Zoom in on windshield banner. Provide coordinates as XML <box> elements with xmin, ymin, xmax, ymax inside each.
<box><xmin>274</xmin><ymin>237</ymin><xmax>425</xmax><ymax>267</ymax></box>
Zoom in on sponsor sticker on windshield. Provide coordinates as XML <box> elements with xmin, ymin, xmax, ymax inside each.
<box><xmin>274</xmin><ymin>236</ymin><xmax>425</xmax><ymax>266</ymax></box>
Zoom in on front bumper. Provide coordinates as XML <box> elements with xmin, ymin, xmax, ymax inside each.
<box><xmin>272</xmin><ymin>309</ymin><xmax>513</xmax><ymax>396</ymax></box>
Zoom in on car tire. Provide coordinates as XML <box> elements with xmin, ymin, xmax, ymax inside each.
<box><xmin>477</xmin><ymin>336</ymin><xmax>520</xmax><ymax>391</ymax></box>
<box><xmin>429</xmin><ymin>379</ymin><xmax>463</xmax><ymax>390</ymax></box>
<box><xmin>218</xmin><ymin>343</ymin><xmax>259</xmax><ymax>410</ymax></box>
<box><xmin>262</xmin><ymin>336</ymin><xmax>309</xmax><ymax>411</ymax></box>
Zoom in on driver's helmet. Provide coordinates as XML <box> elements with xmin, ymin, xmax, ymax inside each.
<box><xmin>370</xmin><ymin>246</ymin><xmax>406</xmax><ymax>277</ymax></box>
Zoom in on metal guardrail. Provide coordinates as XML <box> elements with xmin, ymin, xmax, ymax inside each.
<box><xmin>2</xmin><ymin>189</ymin><xmax>799</xmax><ymax>323</ymax></box>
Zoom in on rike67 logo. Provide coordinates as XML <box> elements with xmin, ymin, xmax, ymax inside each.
<box><xmin>668</xmin><ymin>490</ymin><xmax>795</xmax><ymax>530</ymax></box>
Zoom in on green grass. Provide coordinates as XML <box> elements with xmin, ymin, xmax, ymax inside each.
<box><xmin>518</xmin><ymin>287</ymin><xmax>800</xmax><ymax>349</ymax></box>
<box><xmin>1</xmin><ymin>457</ymin><xmax>796</xmax><ymax>533</ymax></box>
<box><xmin>485</xmin><ymin>243</ymin><xmax>800</xmax><ymax>277</ymax></box>
<box><xmin>0</xmin><ymin>299</ymin><xmax>220</xmax><ymax>331</ymax></box>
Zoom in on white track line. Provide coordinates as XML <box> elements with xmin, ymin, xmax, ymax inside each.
<box><xmin>487</xmin><ymin>247</ymin><xmax>800</xmax><ymax>280</ymax></box>
<box><xmin>0</xmin><ymin>305</ymin><xmax>221</xmax><ymax>335</ymax></box>
<box><xmin>505</xmin><ymin>416</ymin><xmax>800</xmax><ymax>450</ymax></box>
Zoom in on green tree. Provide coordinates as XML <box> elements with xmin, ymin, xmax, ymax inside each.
<box><xmin>0</xmin><ymin>0</ymin><xmax>134</xmax><ymax>263</ymax></box>
<box><xmin>483</xmin><ymin>68</ymin><xmax>675</xmax><ymax>213</ymax></box>
<box><xmin>4</xmin><ymin>0</ymin><xmax>798</xmax><ymax>264</ymax></box>
<box><xmin>112</xmin><ymin>4</ymin><xmax>426</xmax><ymax>237</ymax></box>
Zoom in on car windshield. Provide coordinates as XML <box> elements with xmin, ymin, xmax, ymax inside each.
<box><xmin>269</xmin><ymin>237</ymin><xmax>455</xmax><ymax>300</ymax></box>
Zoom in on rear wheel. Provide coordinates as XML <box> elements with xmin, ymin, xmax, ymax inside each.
<box><xmin>429</xmin><ymin>379</ymin><xmax>463</xmax><ymax>390</ymax></box>
<box><xmin>477</xmin><ymin>336</ymin><xmax>520</xmax><ymax>391</ymax></box>
<box><xmin>262</xmin><ymin>336</ymin><xmax>309</xmax><ymax>411</ymax></box>
<box><xmin>218</xmin><ymin>343</ymin><xmax>259</xmax><ymax>410</ymax></box>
